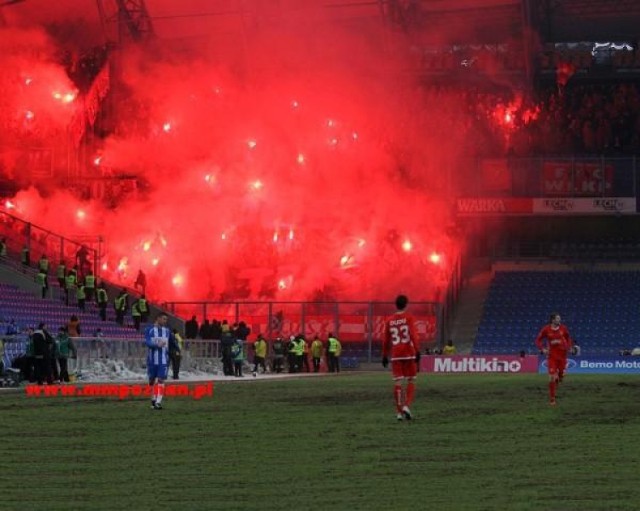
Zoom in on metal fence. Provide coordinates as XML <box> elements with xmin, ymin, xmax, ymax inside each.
<box><xmin>2</xmin><ymin>336</ymin><xmax>222</xmax><ymax>376</ymax></box>
<box><xmin>162</xmin><ymin>301</ymin><xmax>443</xmax><ymax>362</ymax></box>
<box><xmin>0</xmin><ymin>210</ymin><xmax>100</xmax><ymax>277</ymax></box>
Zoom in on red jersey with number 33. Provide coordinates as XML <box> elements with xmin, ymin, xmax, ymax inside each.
<box><xmin>535</xmin><ymin>324</ymin><xmax>572</xmax><ymax>358</ymax></box>
<box><xmin>383</xmin><ymin>311</ymin><xmax>420</xmax><ymax>361</ymax></box>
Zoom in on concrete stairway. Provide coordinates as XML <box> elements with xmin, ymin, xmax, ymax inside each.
<box><xmin>448</xmin><ymin>268</ymin><xmax>494</xmax><ymax>354</ymax></box>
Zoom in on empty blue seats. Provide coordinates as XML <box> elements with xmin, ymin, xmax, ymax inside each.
<box><xmin>473</xmin><ymin>271</ymin><xmax>640</xmax><ymax>356</ymax></box>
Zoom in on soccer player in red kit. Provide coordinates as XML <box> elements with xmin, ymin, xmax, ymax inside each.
<box><xmin>535</xmin><ymin>312</ymin><xmax>573</xmax><ymax>406</ymax></box>
<box><xmin>382</xmin><ymin>295</ymin><xmax>421</xmax><ymax>420</ymax></box>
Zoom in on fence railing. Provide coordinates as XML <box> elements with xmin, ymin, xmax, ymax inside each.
<box><xmin>161</xmin><ymin>301</ymin><xmax>442</xmax><ymax>363</ymax></box>
<box><xmin>2</xmin><ymin>336</ymin><xmax>223</xmax><ymax>376</ymax></box>
<box><xmin>0</xmin><ymin>209</ymin><xmax>100</xmax><ymax>278</ymax></box>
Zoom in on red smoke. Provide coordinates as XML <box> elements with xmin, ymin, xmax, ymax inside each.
<box><xmin>0</xmin><ymin>5</ymin><xmax>469</xmax><ymax>303</ymax></box>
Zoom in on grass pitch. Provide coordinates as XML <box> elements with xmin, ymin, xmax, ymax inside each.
<box><xmin>1</xmin><ymin>373</ymin><xmax>640</xmax><ymax>511</ymax></box>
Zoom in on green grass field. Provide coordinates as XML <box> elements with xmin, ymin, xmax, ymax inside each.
<box><xmin>2</xmin><ymin>373</ymin><xmax>640</xmax><ymax>511</ymax></box>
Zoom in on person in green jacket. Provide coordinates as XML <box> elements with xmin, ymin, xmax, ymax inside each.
<box><xmin>231</xmin><ymin>338</ymin><xmax>244</xmax><ymax>377</ymax></box>
<box><xmin>55</xmin><ymin>327</ymin><xmax>77</xmax><ymax>383</ymax></box>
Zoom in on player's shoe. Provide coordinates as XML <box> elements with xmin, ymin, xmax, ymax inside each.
<box><xmin>402</xmin><ymin>405</ymin><xmax>413</xmax><ymax>420</ymax></box>
<box><xmin>396</xmin><ymin>413</ymin><xmax>403</xmax><ymax>421</ymax></box>
<box><xmin>549</xmin><ymin>399</ymin><xmax>557</xmax><ymax>406</ymax></box>
<box><xmin>153</xmin><ymin>402</ymin><xmax>163</xmax><ymax>410</ymax></box>
<box><xmin>150</xmin><ymin>400</ymin><xmax>156</xmax><ymax>409</ymax></box>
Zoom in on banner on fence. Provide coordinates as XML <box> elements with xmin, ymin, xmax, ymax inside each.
<box><xmin>539</xmin><ymin>357</ymin><xmax>640</xmax><ymax>374</ymax></box>
<box><xmin>421</xmin><ymin>355</ymin><xmax>538</xmax><ymax>373</ymax></box>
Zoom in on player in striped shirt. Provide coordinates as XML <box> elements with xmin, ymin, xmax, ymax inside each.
<box><xmin>145</xmin><ymin>312</ymin><xmax>179</xmax><ymax>410</ymax></box>
<box><xmin>382</xmin><ymin>295</ymin><xmax>421</xmax><ymax>421</ymax></box>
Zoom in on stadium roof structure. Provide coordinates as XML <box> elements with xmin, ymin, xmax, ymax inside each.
<box><xmin>1</xmin><ymin>0</ymin><xmax>639</xmax><ymax>48</ymax></box>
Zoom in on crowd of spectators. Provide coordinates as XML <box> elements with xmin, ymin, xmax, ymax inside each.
<box><xmin>439</xmin><ymin>81</ymin><xmax>640</xmax><ymax>157</ymax></box>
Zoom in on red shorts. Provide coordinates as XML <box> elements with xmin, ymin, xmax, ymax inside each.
<box><xmin>547</xmin><ymin>356</ymin><xmax>567</xmax><ymax>375</ymax></box>
<box><xmin>392</xmin><ymin>359</ymin><xmax>417</xmax><ymax>379</ymax></box>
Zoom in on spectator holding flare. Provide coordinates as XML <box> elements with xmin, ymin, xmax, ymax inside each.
<box><xmin>144</xmin><ymin>312</ymin><xmax>178</xmax><ymax>410</ymax></box>
<box><xmin>535</xmin><ymin>312</ymin><xmax>573</xmax><ymax>406</ymax></box>
<box><xmin>382</xmin><ymin>295</ymin><xmax>421</xmax><ymax>421</ymax></box>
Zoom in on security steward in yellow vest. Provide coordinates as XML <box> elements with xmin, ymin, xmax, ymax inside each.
<box><xmin>327</xmin><ymin>334</ymin><xmax>342</xmax><ymax>373</ymax></box>
<box><xmin>76</xmin><ymin>283</ymin><xmax>86</xmax><ymax>311</ymax></box>
<box><xmin>252</xmin><ymin>334</ymin><xmax>268</xmax><ymax>375</ymax></box>
<box><xmin>137</xmin><ymin>295</ymin><xmax>149</xmax><ymax>323</ymax></box>
<box><xmin>84</xmin><ymin>271</ymin><xmax>96</xmax><ymax>302</ymax></box>
<box><xmin>56</xmin><ymin>261</ymin><xmax>66</xmax><ymax>288</ymax></box>
<box><xmin>131</xmin><ymin>301</ymin><xmax>142</xmax><ymax>331</ymax></box>
<box><xmin>36</xmin><ymin>269</ymin><xmax>48</xmax><ymax>299</ymax></box>
<box><xmin>38</xmin><ymin>255</ymin><xmax>49</xmax><ymax>274</ymax></box>
<box><xmin>96</xmin><ymin>284</ymin><xmax>108</xmax><ymax>321</ymax></box>
<box><xmin>311</xmin><ymin>335</ymin><xmax>324</xmax><ymax>373</ymax></box>
<box><xmin>114</xmin><ymin>291</ymin><xmax>127</xmax><ymax>325</ymax></box>
<box><xmin>65</xmin><ymin>271</ymin><xmax>77</xmax><ymax>306</ymax></box>
<box><xmin>287</xmin><ymin>336</ymin><xmax>298</xmax><ymax>373</ymax></box>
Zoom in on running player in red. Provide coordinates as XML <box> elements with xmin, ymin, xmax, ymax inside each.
<box><xmin>382</xmin><ymin>295</ymin><xmax>421</xmax><ymax>421</ymax></box>
<box><xmin>535</xmin><ymin>312</ymin><xmax>573</xmax><ymax>406</ymax></box>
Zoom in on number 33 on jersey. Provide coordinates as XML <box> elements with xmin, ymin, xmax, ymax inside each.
<box><xmin>383</xmin><ymin>312</ymin><xmax>419</xmax><ymax>361</ymax></box>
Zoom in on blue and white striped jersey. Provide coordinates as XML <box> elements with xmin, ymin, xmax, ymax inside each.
<box><xmin>144</xmin><ymin>324</ymin><xmax>173</xmax><ymax>366</ymax></box>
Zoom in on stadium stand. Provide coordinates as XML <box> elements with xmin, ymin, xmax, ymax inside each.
<box><xmin>0</xmin><ymin>283</ymin><xmax>139</xmax><ymax>339</ymax></box>
<box><xmin>473</xmin><ymin>270</ymin><xmax>640</xmax><ymax>356</ymax></box>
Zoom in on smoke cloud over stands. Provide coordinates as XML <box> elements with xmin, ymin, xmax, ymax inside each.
<box><xmin>0</xmin><ymin>2</ymin><xmax>469</xmax><ymax>302</ymax></box>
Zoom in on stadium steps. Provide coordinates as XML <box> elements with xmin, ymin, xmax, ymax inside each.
<box><xmin>448</xmin><ymin>267</ymin><xmax>493</xmax><ymax>354</ymax></box>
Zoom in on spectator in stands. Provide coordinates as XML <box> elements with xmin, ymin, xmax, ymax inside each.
<box><xmin>631</xmin><ymin>346</ymin><xmax>640</xmax><ymax>356</ymax></box>
<box><xmin>620</xmin><ymin>347</ymin><xmax>632</xmax><ymax>356</ymax></box>
<box><xmin>5</xmin><ymin>319</ymin><xmax>19</xmax><ymax>337</ymax></box>
<box><xmin>0</xmin><ymin>237</ymin><xmax>7</xmax><ymax>258</ymax></box>
<box><xmin>55</xmin><ymin>326</ymin><xmax>76</xmax><ymax>383</ymax></box>
<box><xmin>234</xmin><ymin>321</ymin><xmax>251</xmax><ymax>343</ymax></box>
<box><xmin>210</xmin><ymin>320</ymin><xmax>222</xmax><ymax>340</ymax></box>
<box><xmin>67</xmin><ymin>315</ymin><xmax>81</xmax><ymax>338</ymax></box>
<box><xmin>76</xmin><ymin>246</ymin><xmax>90</xmax><ymax>276</ymax></box>
<box><xmin>185</xmin><ymin>315</ymin><xmax>199</xmax><ymax>339</ymax></box>
<box><xmin>21</xmin><ymin>245</ymin><xmax>30</xmax><ymax>268</ymax></box>
<box><xmin>443</xmin><ymin>339</ymin><xmax>457</xmax><ymax>356</ymax></box>
<box><xmin>272</xmin><ymin>337</ymin><xmax>285</xmax><ymax>373</ymax></box>
<box><xmin>572</xmin><ymin>341</ymin><xmax>581</xmax><ymax>357</ymax></box>
<box><xmin>199</xmin><ymin>319</ymin><xmax>211</xmax><ymax>339</ymax></box>
<box><xmin>169</xmin><ymin>328</ymin><xmax>183</xmax><ymax>380</ymax></box>
<box><xmin>134</xmin><ymin>269</ymin><xmax>147</xmax><ymax>294</ymax></box>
